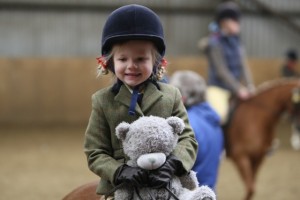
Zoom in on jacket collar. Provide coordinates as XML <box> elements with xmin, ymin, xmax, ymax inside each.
<box><xmin>142</xmin><ymin>82</ymin><xmax>163</xmax><ymax>112</ymax></box>
<box><xmin>114</xmin><ymin>82</ymin><xmax>163</xmax><ymax>116</ymax></box>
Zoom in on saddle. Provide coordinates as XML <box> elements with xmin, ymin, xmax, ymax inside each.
<box><xmin>222</xmin><ymin>96</ymin><xmax>240</xmax><ymax>157</ymax></box>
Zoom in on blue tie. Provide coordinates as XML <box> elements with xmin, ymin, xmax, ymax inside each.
<box><xmin>128</xmin><ymin>87</ymin><xmax>140</xmax><ymax>116</ymax></box>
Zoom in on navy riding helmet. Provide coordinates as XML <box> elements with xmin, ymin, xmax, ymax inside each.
<box><xmin>286</xmin><ymin>49</ymin><xmax>298</xmax><ymax>61</ymax></box>
<box><xmin>215</xmin><ymin>1</ymin><xmax>241</xmax><ymax>24</ymax></box>
<box><xmin>101</xmin><ymin>4</ymin><xmax>165</xmax><ymax>56</ymax></box>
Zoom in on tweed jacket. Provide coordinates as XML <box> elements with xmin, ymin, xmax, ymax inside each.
<box><xmin>84</xmin><ymin>82</ymin><xmax>198</xmax><ymax>195</ymax></box>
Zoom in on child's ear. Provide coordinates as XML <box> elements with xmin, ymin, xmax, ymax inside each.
<box><xmin>166</xmin><ymin>116</ymin><xmax>185</xmax><ymax>135</ymax></box>
<box><xmin>115</xmin><ymin>122</ymin><xmax>130</xmax><ymax>140</ymax></box>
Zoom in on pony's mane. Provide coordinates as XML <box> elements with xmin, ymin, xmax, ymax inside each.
<box><xmin>255</xmin><ymin>78</ymin><xmax>300</xmax><ymax>95</ymax></box>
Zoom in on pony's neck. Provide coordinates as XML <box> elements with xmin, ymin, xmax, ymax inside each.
<box><xmin>253</xmin><ymin>84</ymin><xmax>294</xmax><ymax>122</ymax></box>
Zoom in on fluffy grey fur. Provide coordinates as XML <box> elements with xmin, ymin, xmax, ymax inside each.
<box><xmin>115</xmin><ymin>116</ymin><xmax>216</xmax><ymax>200</ymax></box>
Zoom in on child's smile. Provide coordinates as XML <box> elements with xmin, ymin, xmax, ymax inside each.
<box><xmin>125</xmin><ymin>72</ymin><xmax>142</xmax><ymax>79</ymax></box>
<box><xmin>113</xmin><ymin>40</ymin><xmax>154</xmax><ymax>88</ymax></box>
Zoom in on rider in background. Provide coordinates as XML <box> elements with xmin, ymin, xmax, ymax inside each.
<box><xmin>205</xmin><ymin>1</ymin><xmax>255</xmax><ymax>123</ymax></box>
<box><xmin>170</xmin><ymin>70</ymin><xmax>224</xmax><ymax>190</ymax></box>
<box><xmin>281</xmin><ymin>49</ymin><xmax>299</xmax><ymax>78</ymax></box>
<box><xmin>281</xmin><ymin>49</ymin><xmax>300</xmax><ymax>150</ymax></box>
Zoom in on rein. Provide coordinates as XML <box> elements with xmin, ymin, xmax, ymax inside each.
<box><xmin>104</xmin><ymin>183</ymin><xmax>126</xmax><ymax>199</ymax></box>
<box><xmin>105</xmin><ymin>182</ymin><xmax>180</xmax><ymax>200</ymax></box>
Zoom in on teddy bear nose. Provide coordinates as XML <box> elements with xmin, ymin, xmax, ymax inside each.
<box><xmin>148</xmin><ymin>158</ymin><xmax>156</xmax><ymax>165</ymax></box>
<box><xmin>137</xmin><ymin>153</ymin><xmax>166</xmax><ymax>170</ymax></box>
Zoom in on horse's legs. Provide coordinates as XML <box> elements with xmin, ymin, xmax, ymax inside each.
<box><xmin>232</xmin><ymin>155</ymin><xmax>255</xmax><ymax>200</ymax></box>
<box><xmin>251</xmin><ymin>155</ymin><xmax>264</xmax><ymax>181</ymax></box>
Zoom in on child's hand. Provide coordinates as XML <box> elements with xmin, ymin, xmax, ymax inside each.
<box><xmin>238</xmin><ymin>86</ymin><xmax>251</xmax><ymax>100</ymax></box>
<box><xmin>113</xmin><ymin>165</ymin><xmax>149</xmax><ymax>187</ymax></box>
<box><xmin>148</xmin><ymin>154</ymin><xmax>185</xmax><ymax>188</ymax></box>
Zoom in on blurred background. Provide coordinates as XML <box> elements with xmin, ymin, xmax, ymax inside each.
<box><xmin>0</xmin><ymin>0</ymin><xmax>299</xmax><ymax>199</ymax></box>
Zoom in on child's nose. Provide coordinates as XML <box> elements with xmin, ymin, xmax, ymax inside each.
<box><xmin>127</xmin><ymin>59</ymin><xmax>138</xmax><ymax>69</ymax></box>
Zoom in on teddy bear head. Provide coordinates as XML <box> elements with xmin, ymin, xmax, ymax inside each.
<box><xmin>115</xmin><ymin>116</ymin><xmax>185</xmax><ymax>169</ymax></box>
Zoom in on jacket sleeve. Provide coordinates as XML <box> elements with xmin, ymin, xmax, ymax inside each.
<box><xmin>171</xmin><ymin>88</ymin><xmax>198</xmax><ymax>172</ymax></box>
<box><xmin>209</xmin><ymin>44</ymin><xmax>242</xmax><ymax>94</ymax></box>
<box><xmin>84</xmin><ymin>94</ymin><xmax>123</xmax><ymax>185</ymax></box>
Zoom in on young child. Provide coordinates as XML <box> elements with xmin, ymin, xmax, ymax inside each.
<box><xmin>84</xmin><ymin>4</ymin><xmax>198</xmax><ymax>198</ymax></box>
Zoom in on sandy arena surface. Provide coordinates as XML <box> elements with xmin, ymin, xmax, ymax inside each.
<box><xmin>1</xmin><ymin>120</ymin><xmax>299</xmax><ymax>200</ymax></box>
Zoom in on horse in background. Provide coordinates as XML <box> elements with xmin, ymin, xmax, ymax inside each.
<box><xmin>226</xmin><ymin>78</ymin><xmax>300</xmax><ymax>200</ymax></box>
<box><xmin>62</xmin><ymin>181</ymin><xmax>100</xmax><ymax>200</ymax></box>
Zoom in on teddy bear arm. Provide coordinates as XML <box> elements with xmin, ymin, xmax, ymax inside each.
<box><xmin>114</xmin><ymin>187</ymin><xmax>132</xmax><ymax>200</ymax></box>
<box><xmin>178</xmin><ymin>170</ymin><xmax>199</xmax><ymax>190</ymax></box>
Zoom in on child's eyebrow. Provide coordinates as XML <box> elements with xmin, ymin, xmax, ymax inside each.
<box><xmin>115</xmin><ymin>53</ymin><xmax>127</xmax><ymax>57</ymax></box>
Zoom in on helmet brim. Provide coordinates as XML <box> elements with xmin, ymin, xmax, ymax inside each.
<box><xmin>102</xmin><ymin>34</ymin><xmax>165</xmax><ymax>56</ymax></box>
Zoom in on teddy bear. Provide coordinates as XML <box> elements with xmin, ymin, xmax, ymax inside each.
<box><xmin>114</xmin><ymin>115</ymin><xmax>216</xmax><ymax>200</ymax></box>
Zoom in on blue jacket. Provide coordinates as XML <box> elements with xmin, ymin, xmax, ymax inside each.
<box><xmin>207</xmin><ymin>33</ymin><xmax>243</xmax><ymax>91</ymax></box>
<box><xmin>189</xmin><ymin>102</ymin><xmax>224</xmax><ymax>189</ymax></box>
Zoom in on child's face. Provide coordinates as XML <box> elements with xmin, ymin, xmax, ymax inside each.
<box><xmin>113</xmin><ymin>40</ymin><xmax>154</xmax><ymax>88</ymax></box>
<box><xmin>220</xmin><ymin>18</ymin><xmax>240</xmax><ymax>35</ymax></box>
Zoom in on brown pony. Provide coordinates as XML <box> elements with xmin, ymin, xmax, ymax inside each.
<box><xmin>226</xmin><ymin>78</ymin><xmax>300</xmax><ymax>200</ymax></box>
<box><xmin>62</xmin><ymin>181</ymin><xmax>100</xmax><ymax>200</ymax></box>
<box><xmin>62</xmin><ymin>79</ymin><xmax>300</xmax><ymax>200</ymax></box>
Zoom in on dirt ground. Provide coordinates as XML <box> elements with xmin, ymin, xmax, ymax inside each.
<box><xmin>1</xmin><ymin>120</ymin><xmax>299</xmax><ymax>200</ymax></box>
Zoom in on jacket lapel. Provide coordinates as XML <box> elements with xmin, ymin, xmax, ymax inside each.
<box><xmin>142</xmin><ymin>83</ymin><xmax>163</xmax><ymax>112</ymax></box>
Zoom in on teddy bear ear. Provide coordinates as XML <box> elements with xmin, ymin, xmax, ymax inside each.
<box><xmin>166</xmin><ymin>116</ymin><xmax>185</xmax><ymax>135</ymax></box>
<box><xmin>115</xmin><ymin>122</ymin><xmax>130</xmax><ymax>140</ymax></box>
